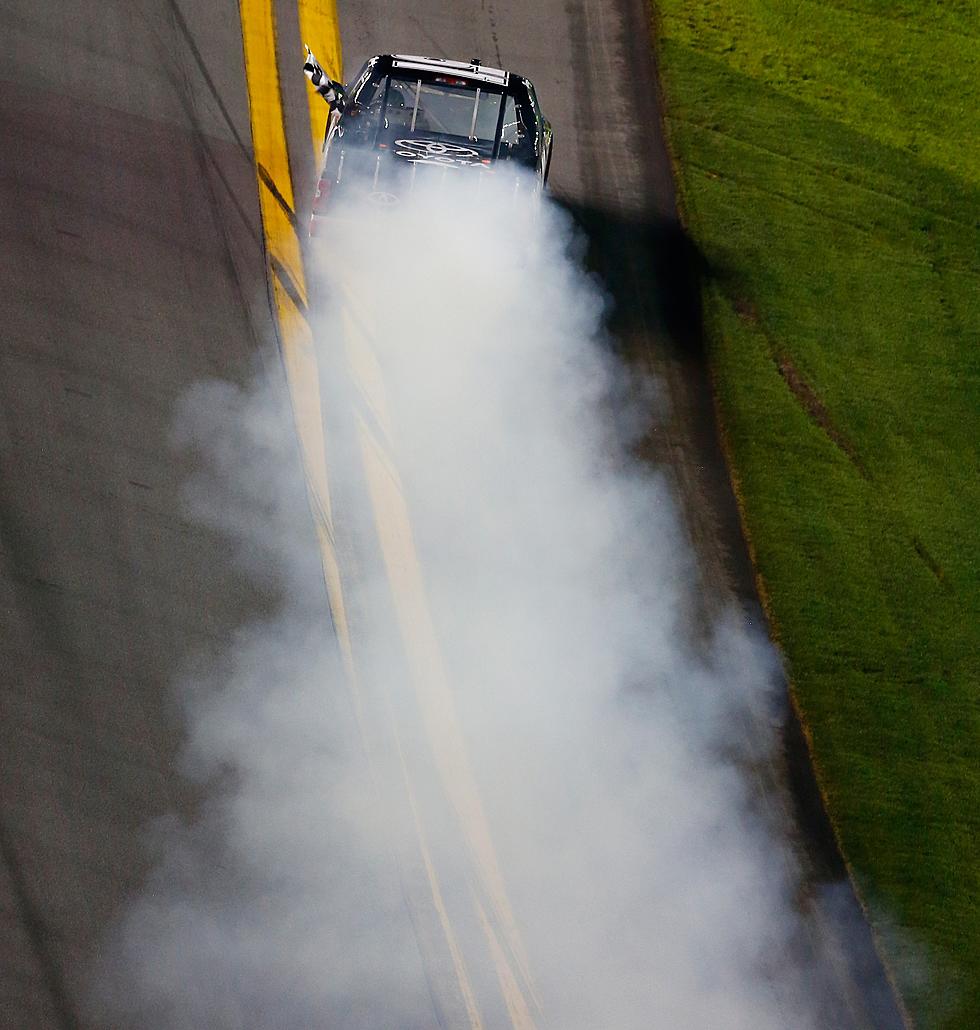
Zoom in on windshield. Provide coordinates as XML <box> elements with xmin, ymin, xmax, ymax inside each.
<box><xmin>379</xmin><ymin>73</ymin><xmax>504</xmax><ymax>143</ymax></box>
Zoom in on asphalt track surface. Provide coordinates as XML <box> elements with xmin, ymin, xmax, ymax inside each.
<box><xmin>0</xmin><ymin>2</ymin><xmax>281</xmax><ymax>1025</ymax></box>
<box><xmin>334</xmin><ymin>11</ymin><xmax>901</xmax><ymax>1030</ymax></box>
<box><xmin>0</xmin><ymin>1</ymin><xmax>904</xmax><ymax>1028</ymax></box>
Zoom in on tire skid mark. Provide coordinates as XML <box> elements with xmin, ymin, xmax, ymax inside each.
<box><xmin>165</xmin><ymin>0</ymin><xmax>252</xmax><ymax>160</ymax></box>
<box><xmin>0</xmin><ymin>821</ymin><xmax>80</xmax><ymax>1030</ymax></box>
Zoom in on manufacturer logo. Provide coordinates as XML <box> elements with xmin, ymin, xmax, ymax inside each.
<box><xmin>393</xmin><ymin>139</ymin><xmax>481</xmax><ymax>165</ymax></box>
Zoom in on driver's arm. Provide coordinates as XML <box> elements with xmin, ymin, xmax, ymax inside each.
<box><xmin>304</xmin><ymin>47</ymin><xmax>344</xmax><ymax>106</ymax></box>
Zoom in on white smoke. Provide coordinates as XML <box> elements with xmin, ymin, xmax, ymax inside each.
<box><xmin>91</xmin><ymin>173</ymin><xmax>822</xmax><ymax>1028</ymax></box>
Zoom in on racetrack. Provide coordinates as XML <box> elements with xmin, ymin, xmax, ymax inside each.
<box><xmin>0</xmin><ymin>2</ymin><xmax>280</xmax><ymax>1026</ymax></box>
<box><xmin>0</xmin><ymin>1</ymin><xmax>903</xmax><ymax>1027</ymax></box>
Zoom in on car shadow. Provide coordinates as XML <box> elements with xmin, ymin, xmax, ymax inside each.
<box><xmin>556</xmin><ymin>198</ymin><xmax>908</xmax><ymax>1030</ymax></box>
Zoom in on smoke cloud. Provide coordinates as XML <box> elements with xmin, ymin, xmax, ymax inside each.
<box><xmin>91</xmin><ymin>173</ymin><xmax>823</xmax><ymax>1028</ymax></box>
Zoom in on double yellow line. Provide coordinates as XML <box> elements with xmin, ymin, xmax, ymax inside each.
<box><xmin>238</xmin><ymin>0</ymin><xmax>354</xmax><ymax>681</ymax></box>
<box><xmin>236</xmin><ymin>5</ymin><xmax>538</xmax><ymax>1025</ymax></box>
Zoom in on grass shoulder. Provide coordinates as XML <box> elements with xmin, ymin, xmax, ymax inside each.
<box><xmin>652</xmin><ymin>2</ymin><xmax>980</xmax><ymax>1025</ymax></box>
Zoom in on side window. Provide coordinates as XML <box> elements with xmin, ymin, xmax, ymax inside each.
<box><xmin>355</xmin><ymin>73</ymin><xmax>385</xmax><ymax>108</ymax></box>
<box><xmin>524</xmin><ymin>79</ymin><xmax>543</xmax><ymax>128</ymax></box>
<box><xmin>349</xmin><ymin>59</ymin><xmax>373</xmax><ymax>95</ymax></box>
<box><xmin>352</xmin><ymin>58</ymin><xmax>385</xmax><ymax>106</ymax></box>
<box><xmin>501</xmin><ymin>95</ymin><xmax>520</xmax><ymax>145</ymax></box>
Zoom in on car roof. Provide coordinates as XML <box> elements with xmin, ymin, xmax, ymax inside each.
<box><xmin>390</xmin><ymin>54</ymin><xmax>510</xmax><ymax>88</ymax></box>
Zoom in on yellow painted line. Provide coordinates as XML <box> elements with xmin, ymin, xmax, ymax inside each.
<box><xmin>475</xmin><ymin>899</ymin><xmax>537</xmax><ymax>1030</ymax></box>
<box><xmin>273</xmin><ymin>283</ymin><xmax>359</xmax><ymax>684</ymax></box>
<box><xmin>273</xmin><ymin>283</ymin><xmax>330</xmax><ymax>515</ymax></box>
<box><xmin>340</xmin><ymin>302</ymin><xmax>397</xmax><ymax>447</ymax></box>
<box><xmin>238</xmin><ymin>0</ymin><xmax>351</xmax><ymax>678</ymax></box>
<box><xmin>238</xmin><ymin>0</ymin><xmax>306</xmax><ymax>307</ymax></box>
<box><xmin>391</xmin><ymin>724</ymin><xmax>485</xmax><ymax>1030</ymax></box>
<box><xmin>297</xmin><ymin>0</ymin><xmax>344</xmax><ymax>155</ymax></box>
<box><xmin>354</xmin><ymin>409</ymin><xmax>538</xmax><ymax>1023</ymax></box>
<box><xmin>237</xmin><ymin>3</ymin><xmax>494</xmax><ymax>1023</ymax></box>
<box><xmin>339</xmin><ymin>283</ymin><xmax>540</xmax><ymax>1025</ymax></box>
<box><xmin>239</xmin><ymin>0</ymin><xmax>344</xmax><ymax>639</ymax></box>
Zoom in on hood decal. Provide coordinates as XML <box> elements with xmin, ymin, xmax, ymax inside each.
<box><xmin>392</xmin><ymin>139</ymin><xmax>483</xmax><ymax>166</ymax></box>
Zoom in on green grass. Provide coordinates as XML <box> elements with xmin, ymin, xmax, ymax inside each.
<box><xmin>651</xmin><ymin>2</ymin><xmax>980</xmax><ymax>1025</ymax></box>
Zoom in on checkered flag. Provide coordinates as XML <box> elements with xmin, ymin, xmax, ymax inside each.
<box><xmin>303</xmin><ymin>46</ymin><xmax>341</xmax><ymax>106</ymax></box>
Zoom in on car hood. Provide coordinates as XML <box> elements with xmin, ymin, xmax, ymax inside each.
<box><xmin>386</xmin><ymin>136</ymin><xmax>492</xmax><ymax>169</ymax></box>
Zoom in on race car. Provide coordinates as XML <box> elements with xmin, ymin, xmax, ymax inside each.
<box><xmin>303</xmin><ymin>50</ymin><xmax>553</xmax><ymax>226</ymax></box>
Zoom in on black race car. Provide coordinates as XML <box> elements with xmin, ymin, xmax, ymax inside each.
<box><xmin>303</xmin><ymin>51</ymin><xmax>552</xmax><ymax>227</ymax></box>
